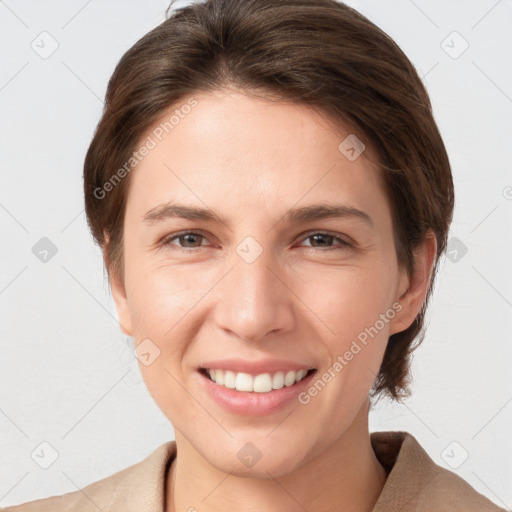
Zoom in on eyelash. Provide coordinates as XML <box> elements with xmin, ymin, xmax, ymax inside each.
<box><xmin>160</xmin><ymin>230</ymin><xmax>352</xmax><ymax>252</ymax></box>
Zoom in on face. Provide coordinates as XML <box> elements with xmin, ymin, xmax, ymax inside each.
<box><xmin>110</xmin><ymin>89</ymin><xmax>427</xmax><ymax>477</ymax></box>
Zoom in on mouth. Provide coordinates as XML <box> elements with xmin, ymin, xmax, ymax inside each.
<box><xmin>199</xmin><ymin>367</ymin><xmax>317</xmax><ymax>393</ymax></box>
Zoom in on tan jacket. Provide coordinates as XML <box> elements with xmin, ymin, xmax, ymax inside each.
<box><xmin>2</xmin><ymin>431</ymin><xmax>507</xmax><ymax>511</ymax></box>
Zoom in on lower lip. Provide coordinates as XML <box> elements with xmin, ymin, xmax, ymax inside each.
<box><xmin>197</xmin><ymin>370</ymin><xmax>316</xmax><ymax>416</ymax></box>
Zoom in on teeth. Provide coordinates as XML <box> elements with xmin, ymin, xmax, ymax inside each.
<box><xmin>272</xmin><ymin>371</ymin><xmax>285</xmax><ymax>390</ymax></box>
<box><xmin>205</xmin><ymin>368</ymin><xmax>311</xmax><ymax>392</ymax></box>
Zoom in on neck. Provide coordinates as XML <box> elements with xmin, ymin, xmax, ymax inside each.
<box><xmin>166</xmin><ymin>399</ymin><xmax>387</xmax><ymax>512</ymax></box>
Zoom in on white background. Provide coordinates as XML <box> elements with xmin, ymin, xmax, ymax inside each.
<box><xmin>1</xmin><ymin>0</ymin><xmax>511</xmax><ymax>508</ymax></box>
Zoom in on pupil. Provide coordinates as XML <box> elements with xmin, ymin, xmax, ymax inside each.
<box><xmin>313</xmin><ymin>234</ymin><xmax>331</xmax><ymax>246</ymax></box>
<box><xmin>184</xmin><ymin>234</ymin><xmax>198</xmax><ymax>246</ymax></box>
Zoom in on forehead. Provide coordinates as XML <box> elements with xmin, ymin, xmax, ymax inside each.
<box><xmin>125</xmin><ymin>90</ymin><xmax>390</xmax><ymax>226</ymax></box>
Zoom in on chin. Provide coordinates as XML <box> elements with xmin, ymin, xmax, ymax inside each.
<box><xmin>215</xmin><ymin>450</ymin><xmax>305</xmax><ymax>479</ymax></box>
<box><xmin>201</xmin><ymin>434</ymin><xmax>311</xmax><ymax>478</ymax></box>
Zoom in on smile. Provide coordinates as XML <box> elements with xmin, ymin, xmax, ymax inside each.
<box><xmin>200</xmin><ymin>368</ymin><xmax>316</xmax><ymax>393</ymax></box>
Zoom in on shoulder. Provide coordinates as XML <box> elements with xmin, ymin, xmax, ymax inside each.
<box><xmin>371</xmin><ymin>431</ymin><xmax>508</xmax><ymax>512</ymax></box>
<box><xmin>0</xmin><ymin>442</ymin><xmax>176</xmax><ymax>512</ymax></box>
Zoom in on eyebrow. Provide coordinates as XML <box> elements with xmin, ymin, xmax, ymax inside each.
<box><xmin>143</xmin><ymin>202</ymin><xmax>373</xmax><ymax>228</ymax></box>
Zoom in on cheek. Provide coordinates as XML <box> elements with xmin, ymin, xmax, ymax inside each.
<box><xmin>126</xmin><ymin>259</ymin><xmax>211</xmax><ymax>338</ymax></box>
<box><xmin>123</xmin><ymin>262</ymin><xmax>193</xmax><ymax>376</ymax></box>
<box><xmin>124</xmin><ymin>261</ymin><xmax>221</xmax><ymax>405</ymax></box>
<box><xmin>296</xmin><ymin>263</ymin><xmax>397</xmax><ymax>399</ymax></box>
<box><xmin>127</xmin><ymin>268</ymin><xmax>192</xmax><ymax>419</ymax></box>
<box><xmin>298</xmin><ymin>262</ymin><xmax>398</xmax><ymax>341</ymax></box>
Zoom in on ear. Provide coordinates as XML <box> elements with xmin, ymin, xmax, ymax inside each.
<box><xmin>102</xmin><ymin>235</ymin><xmax>133</xmax><ymax>336</ymax></box>
<box><xmin>388</xmin><ymin>231</ymin><xmax>437</xmax><ymax>335</ymax></box>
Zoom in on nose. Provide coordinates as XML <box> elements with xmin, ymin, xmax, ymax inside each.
<box><xmin>213</xmin><ymin>246</ymin><xmax>295</xmax><ymax>343</ymax></box>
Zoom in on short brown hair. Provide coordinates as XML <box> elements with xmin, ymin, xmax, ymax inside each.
<box><xmin>83</xmin><ymin>0</ymin><xmax>454</xmax><ymax>402</ymax></box>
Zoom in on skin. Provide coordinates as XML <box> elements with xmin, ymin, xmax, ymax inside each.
<box><xmin>107</xmin><ymin>88</ymin><xmax>437</xmax><ymax>512</ymax></box>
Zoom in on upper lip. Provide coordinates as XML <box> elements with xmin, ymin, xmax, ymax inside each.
<box><xmin>199</xmin><ymin>358</ymin><xmax>316</xmax><ymax>376</ymax></box>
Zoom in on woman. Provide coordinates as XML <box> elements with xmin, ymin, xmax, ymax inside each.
<box><xmin>3</xmin><ymin>0</ymin><xmax>506</xmax><ymax>510</ymax></box>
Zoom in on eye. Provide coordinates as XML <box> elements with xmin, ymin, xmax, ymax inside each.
<box><xmin>299</xmin><ymin>231</ymin><xmax>352</xmax><ymax>251</ymax></box>
<box><xmin>160</xmin><ymin>230</ymin><xmax>352</xmax><ymax>252</ymax></box>
<box><xmin>161</xmin><ymin>231</ymin><xmax>209</xmax><ymax>250</ymax></box>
